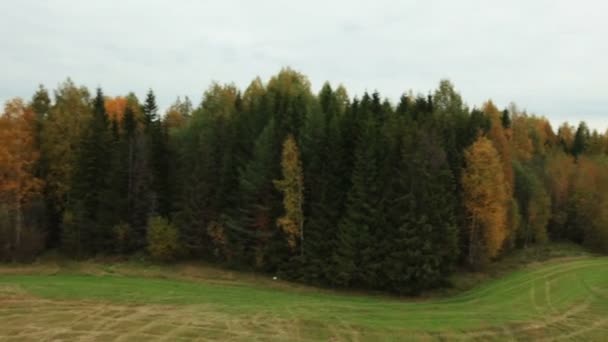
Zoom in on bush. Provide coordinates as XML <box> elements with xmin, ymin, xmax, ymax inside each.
<box><xmin>146</xmin><ymin>216</ymin><xmax>179</xmax><ymax>261</ymax></box>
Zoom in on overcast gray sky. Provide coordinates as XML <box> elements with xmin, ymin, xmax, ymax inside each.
<box><xmin>1</xmin><ymin>0</ymin><xmax>606</xmax><ymax>131</ymax></box>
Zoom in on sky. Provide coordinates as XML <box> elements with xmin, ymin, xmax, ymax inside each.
<box><xmin>1</xmin><ymin>0</ymin><xmax>606</xmax><ymax>131</ymax></box>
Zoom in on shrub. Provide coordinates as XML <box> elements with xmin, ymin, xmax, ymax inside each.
<box><xmin>146</xmin><ymin>216</ymin><xmax>179</xmax><ymax>261</ymax></box>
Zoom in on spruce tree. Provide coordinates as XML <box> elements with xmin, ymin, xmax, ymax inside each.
<box><xmin>300</xmin><ymin>88</ymin><xmax>350</xmax><ymax>284</ymax></box>
<box><xmin>226</xmin><ymin>119</ymin><xmax>280</xmax><ymax>268</ymax></box>
<box><xmin>383</xmin><ymin>127</ymin><xmax>458</xmax><ymax>293</ymax></box>
<box><xmin>69</xmin><ymin>88</ymin><xmax>113</xmax><ymax>253</ymax></box>
<box><xmin>572</xmin><ymin>122</ymin><xmax>590</xmax><ymax>157</ymax></box>
<box><xmin>332</xmin><ymin>116</ymin><xmax>383</xmax><ymax>288</ymax></box>
<box><xmin>142</xmin><ymin>89</ymin><xmax>171</xmax><ymax>217</ymax></box>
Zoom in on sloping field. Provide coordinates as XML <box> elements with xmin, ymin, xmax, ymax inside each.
<box><xmin>0</xmin><ymin>257</ymin><xmax>607</xmax><ymax>341</ymax></box>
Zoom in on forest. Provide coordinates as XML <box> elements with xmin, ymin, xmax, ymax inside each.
<box><xmin>1</xmin><ymin>68</ymin><xmax>607</xmax><ymax>294</ymax></box>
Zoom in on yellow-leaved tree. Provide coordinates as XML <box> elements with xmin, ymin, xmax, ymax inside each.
<box><xmin>41</xmin><ymin>79</ymin><xmax>91</xmax><ymax>211</ymax></box>
<box><xmin>274</xmin><ymin>134</ymin><xmax>304</xmax><ymax>255</ymax></box>
<box><xmin>462</xmin><ymin>136</ymin><xmax>509</xmax><ymax>266</ymax></box>
<box><xmin>484</xmin><ymin>101</ymin><xmax>518</xmax><ymax>247</ymax></box>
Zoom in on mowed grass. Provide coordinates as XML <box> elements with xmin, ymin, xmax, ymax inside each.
<box><xmin>1</xmin><ymin>249</ymin><xmax>607</xmax><ymax>341</ymax></box>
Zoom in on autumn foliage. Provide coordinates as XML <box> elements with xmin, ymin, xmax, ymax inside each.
<box><xmin>1</xmin><ymin>70</ymin><xmax>607</xmax><ymax>292</ymax></box>
<box><xmin>274</xmin><ymin>134</ymin><xmax>304</xmax><ymax>253</ymax></box>
<box><xmin>0</xmin><ymin>99</ymin><xmax>44</xmax><ymax>260</ymax></box>
<box><xmin>462</xmin><ymin>136</ymin><xmax>509</xmax><ymax>264</ymax></box>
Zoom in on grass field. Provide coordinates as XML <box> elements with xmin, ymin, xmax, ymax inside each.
<box><xmin>1</xmin><ymin>247</ymin><xmax>607</xmax><ymax>341</ymax></box>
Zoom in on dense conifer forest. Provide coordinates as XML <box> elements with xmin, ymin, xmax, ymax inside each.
<box><xmin>1</xmin><ymin>68</ymin><xmax>607</xmax><ymax>294</ymax></box>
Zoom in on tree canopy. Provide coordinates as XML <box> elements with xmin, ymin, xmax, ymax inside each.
<box><xmin>1</xmin><ymin>70</ymin><xmax>607</xmax><ymax>293</ymax></box>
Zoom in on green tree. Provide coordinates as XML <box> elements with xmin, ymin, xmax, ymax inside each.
<box><xmin>299</xmin><ymin>85</ymin><xmax>350</xmax><ymax>284</ymax></box>
<box><xmin>513</xmin><ymin>162</ymin><xmax>551</xmax><ymax>246</ymax></box>
<box><xmin>40</xmin><ymin>79</ymin><xmax>92</xmax><ymax>249</ymax></box>
<box><xmin>68</xmin><ymin>88</ymin><xmax>113</xmax><ymax>253</ymax></box>
<box><xmin>174</xmin><ymin>84</ymin><xmax>239</xmax><ymax>258</ymax></box>
<box><xmin>226</xmin><ymin>119</ymin><xmax>280</xmax><ymax>267</ymax></box>
<box><xmin>382</xmin><ymin>127</ymin><xmax>458</xmax><ymax>293</ymax></box>
<box><xmin>572</xmin><ymin>122</ymin><xmax>590</xmax><ymax>157</ymax></box>
<box><xmin>332</xmin><ymin>117</ymin><xmax>384</xmax><ymax>287</ymax></box>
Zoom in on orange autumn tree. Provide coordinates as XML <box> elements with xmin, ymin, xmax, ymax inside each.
<box><xmin>105</xmin><ymin>96</ymin><xmax>128</xmax><ymax>123</ymax></box>
<box><xmin>462</xmin><ymin>135</ymin><xmax>509</xmax><ymax>266</ymax></box>
<box><xmin>484</xmin><ymin>100</ymin><xmax>514</xmax><ymax>191</ymax></box>
<box><xmin>484</xmin><ymin>101</ymin><xmax>518</xmax><ymax>246</ymax></box>
<box><xmin>0</xmin><ymin>98</ymin><xmax>43</xmax><ymax>249</ymax></box>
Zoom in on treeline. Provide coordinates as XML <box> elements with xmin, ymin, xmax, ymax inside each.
<box><xmin>1</xmin><ymin>68</ymin><xmax>608</xmax><ymax>294</ymax></box>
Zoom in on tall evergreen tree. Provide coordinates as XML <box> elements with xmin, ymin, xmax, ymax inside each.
<box><xmin>382</xmin><ymin>127</ymin><xmax>458</xmax><ymax>293</ymax></box>
<box><xmin>226</xmin><ymin>119</ymin><xmax>280</xmax><ymax>267</ymax></box>
<box><xmin>142</xmin><ymin>89</ymin><xmax>171</xmax><ymax>217</ymax></box>
<box><xmin>572</xmin><ymin>122</ymin><xmax>590</xmax><ymax>157</ymax></box>
<box><xmin>300</xmin><ymin>85</ymin><xmax>350</xmax><ymax>284</ymax></box>
<box><xmin>332</xmin><ymin>116</ymin><xmax>384</xmax><ymax>288</ymax></box>
<box><xmin>68</xmin><ymin>88</ymin><xmax>113</xmax><ymax>254</ymax></box>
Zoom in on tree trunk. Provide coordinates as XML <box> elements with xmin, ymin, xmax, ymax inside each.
<box><xmin>468</xmin><ymin>216</ymin><xmax>476</xmax><ymax>267</ymax></box>
<box><xmin>15</xmin><ymin>200</ymin><xmax>22</xmax><ymax>252</ymax></box>
<box><xmin>299</xmin><ymin>186</ymin><xmax>304</xmax><ymax>258</ymax></box>
<box><xmin>128</xmin><ymin>137</ymin><xmax>134</xmax><ymax>224</ymax></box>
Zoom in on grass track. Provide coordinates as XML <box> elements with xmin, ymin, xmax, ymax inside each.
<box><xmin>0</xmin><ymin>256</ymin><xmax>607</xmax><ymax>341</ymax></box>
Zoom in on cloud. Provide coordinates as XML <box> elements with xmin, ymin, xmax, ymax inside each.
<box><xmin>0</xmin><ymin>0</ymin><xmax>606</xmax><ymax>131</ymax></box>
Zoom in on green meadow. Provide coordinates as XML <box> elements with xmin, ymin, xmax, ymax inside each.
<box><xmin>1</xmin><ymin>250</ymin><xmax>607</xmax><ymax>341</ymax></box>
